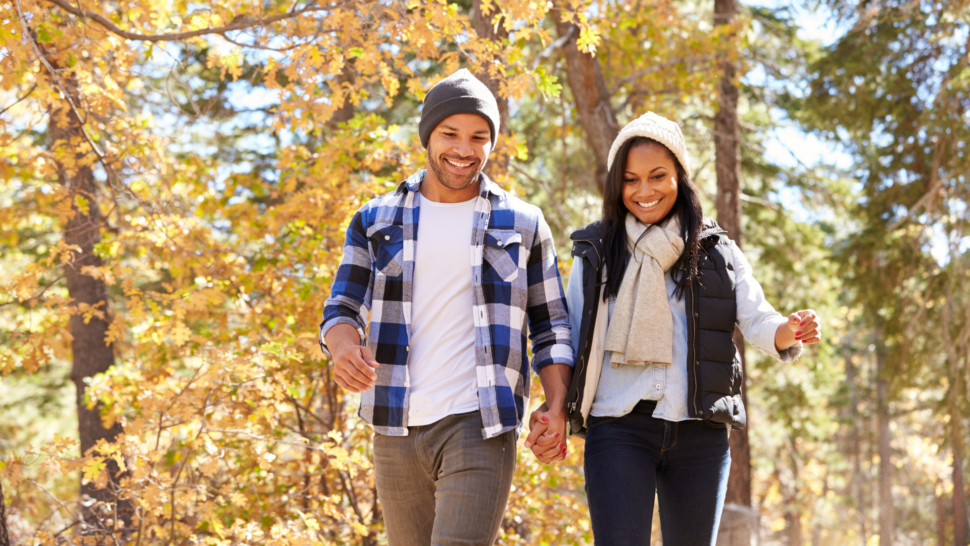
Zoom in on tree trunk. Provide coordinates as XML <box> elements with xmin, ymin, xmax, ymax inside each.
<box><xmin>0</xmin><ymin>476</ymin><xmax>10</xmax><ymax>546</ymax></box>
<box><xmin>46</xmin><ymin>67</ymin><xmax>129</xmax><ymax>532</ymax></box>
<box><xmin>937</xmin><ymin>479</ymin><xmax>947</xmax><ymax>546</ymax></box>
<box><xmin>328</xmin><ymin>63</ymin><xmax>356</xmax><ymax>129</ymax></box>
<box><xmin>726</xmin><ymin>329</ymin><xmax>751</xmax><ymax>508</ymax></box>
<box><xmin>713</xmin><ymin>0</ymin><xmax>751</xmax><ymax>515</ymax></box>
<box><xmin>941</xmin><ymin>275</ymin><xmax>967</xmax><ymax>546</ymax></box>
<box><xmin>845</xmin><ymin>339</ymin><xmax>868</xmax><ymax>544</ymax></box>
<box><xmin>785</xmin><ymin>508</ymin><xmax>802</xmax><ymax>546</ymax></box>
<box><xmin>785</xmin><ymin>444</ymin><xmax>802</xmax><ymax>546</ymax></box>
<box><xmin>472</xmin><ymin>0</ymin><xmax>510</xmax><ymax>178</ymax></box>
<box><xmin>875</xmin><ymin>347</ymin><xmax>893</xmax><ymax>546</ymax></box>
<box><xmin>949</xmin><ymin>378</ymin><xmax>967</xmax><ymax>546</ymax></box>
<box><xmin>714</xmin><ymin>0</ymin><xmax>743</xmax><ymax>248</ymax></box>
<box><xmin>553</xmin><ymin>6</ymin><xmax>618</xmax><ymax>195</ymax></box>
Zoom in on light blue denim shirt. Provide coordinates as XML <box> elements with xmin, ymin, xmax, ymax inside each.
<box><xmin>565</xmin><ymin>241</ymin><xmax>801</xmax><ymax>422</ymax></box>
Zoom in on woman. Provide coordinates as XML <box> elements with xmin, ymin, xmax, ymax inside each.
<box><xmin>563</xmin><ymin>113</ymin><xmax>821</xmax><ymax>544</ymax></box>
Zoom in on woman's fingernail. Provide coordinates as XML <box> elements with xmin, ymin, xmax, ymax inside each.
<box><xmin>541</xmin><ymin>416</ymin><xmax>548</xmax><ymax>423</ymax></box>
<box><xmin>554</xmin><ymin>432</ymin><xmax>560</xmax><ymax>438</ymax></box>
<box><xmin>796</xmin><ymin>331</ymin><xmax>801</xmax><ymax>335</ymax></box>
<box><xmin>559</xmin><ymin>442</ymin><xmax>565</xmax><ymax>449</ymax></box>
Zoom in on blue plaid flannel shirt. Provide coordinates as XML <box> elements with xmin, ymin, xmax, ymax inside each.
<box><xmin>320</xmin><ymin>170</ymin><xmax>573</xmax><ymax>438</ymax></box>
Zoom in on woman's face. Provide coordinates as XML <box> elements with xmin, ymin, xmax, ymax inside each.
<box><xmin>621</xmin><ymin>143</ymin><xmax>679</xmax><ymax>225</ymax></box>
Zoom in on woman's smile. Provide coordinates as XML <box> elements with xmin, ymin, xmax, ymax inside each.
<box><xmin>633</xmin><ymin>198</ymin><xmax>663</xmax><ymax>209</ymax></box>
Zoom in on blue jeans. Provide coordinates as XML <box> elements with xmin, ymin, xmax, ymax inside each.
<box><xmin>583</xmin><ymin>400</ymin><xmax>731</xmax><ymax>546</ymax></box>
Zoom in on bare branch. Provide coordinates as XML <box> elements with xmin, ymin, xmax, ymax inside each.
<box><xmin>531</xmin><ymin>27</ymin><xmax>574</xmax><ymax>70</ymax></box>
<box><xmin>609</xmin><ymin>55</ymin><xmax>719</xmax><ymax>95</ymax></box>
<box><xmin>739</xmin><ymin>193</ymin><xmax>782</xmax><ymax>211</ymax></box>
<box><xmin>888</xmin><ymin>136</ymin><xmax>947</xmax><ymax>231</ymax></box>
<box><xmin>0</xmin><ymin>83</ymin><xmax>38</xmax><ymax>116</ymax></box>
<box><xmin>43</xmin><ymin>0</ymin><xmax>327</xmax><ymax>43</ymax></box>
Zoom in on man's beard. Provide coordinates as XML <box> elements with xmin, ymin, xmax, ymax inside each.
<box><xmin>428</xmin><ymin>145</ymin><xmax>486</xmax><ymax>191</ymax></box>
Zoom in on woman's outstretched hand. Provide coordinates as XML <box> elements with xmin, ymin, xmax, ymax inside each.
<box><xmin>775</xmin><ymin>309</ymin><xmax>822</xmax><ymax>351</ymax></box>
<box><xmin>524</xmin><ymin>402</ymin><xmax>568</xmax><ymax>464</ymax></box>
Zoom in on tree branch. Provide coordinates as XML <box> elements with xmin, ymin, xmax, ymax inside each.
<box><xmin>0</xmin><ymin>83</ymin><xmax>38</xmax><ymax>116</ymax></box>
<box><xmin>44</xmin><ymin>0</ymin><xmax>326</xmax><ymax>43</ymax></box>
<box><xmin>609</xmin><ymin>55</ymin><xmax>719</xmax><ymax>95</ymax></box>
<box><xmin>17</xmin><ymin>0</ymin><xmax>105</xmax><ymax>159</ymax></box>
<box><xmin>531</xmin><ymin>27</ymin><xmax>574</xmax><ymax>70</ymax></box>
<box><xmin>0</xmin><ymin>273</ymin><xmax>67</xmax><ymax>309</ymax></box>
<box><xmin>888</xmin><ymin>136</ymin><xmax>947</xmax><ymax>231</ymax></box>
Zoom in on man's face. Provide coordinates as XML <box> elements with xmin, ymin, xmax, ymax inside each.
<box><xmin>426</xmin><ymin>113</ymin><xmax>492</xmax><ymax>192</ymax></box>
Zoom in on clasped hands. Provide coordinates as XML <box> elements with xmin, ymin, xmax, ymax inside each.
<box><xmin>523</xmin><ymin>401</ymin><xmax>568</xmax><ymax>464</ymax></box>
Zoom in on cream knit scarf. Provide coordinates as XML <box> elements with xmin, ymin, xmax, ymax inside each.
<box><xmin>604</xmin><ymin>213</ymin><xmax>685</xmax><ymax>368</ymax></box>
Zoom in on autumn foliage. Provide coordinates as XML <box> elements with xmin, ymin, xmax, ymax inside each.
<box><xmin>2</xmin><ymin>0</ymin><xmax>968</xmax><ymax>544</ymax></box>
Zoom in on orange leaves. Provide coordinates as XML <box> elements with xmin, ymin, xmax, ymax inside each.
<box><xmin>2</xmin><ymin>0</ymin><xmax>585</xmax><ymax>542</ymax></box>
<box><xmin>170</xmin><ymin>321</ymin><xmax>192</xmax><ymax>347</ymax></box>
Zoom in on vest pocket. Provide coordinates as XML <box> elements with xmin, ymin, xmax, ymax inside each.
<box><xmin>368</xmin><ymin>224</ymin><xmax>404</xmax><ymax>277</ymax></box>
<box><xmin>483</xmin><ymin>229</ymin><xmax>522</xmax><ymax>283</ymax></box>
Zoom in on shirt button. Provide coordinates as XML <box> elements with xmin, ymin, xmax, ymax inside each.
<box><xmin>497</xmin><ymin>240</ymin><xmax>503</xmax><ymax>246</ymax></box>
<box><xmin>655</xmin><ymin>383</ymin><xmax>662</xmax><ymax>390</ymax></box>
<box><xmin>406</xmin><ymin>346</ymin><xmax>409</xmax><ymax>352</ymax></box>
<box><xmin>384</xmin><ymin>235</ymin><xmax>390</xmax><ymax>240</ymax></box>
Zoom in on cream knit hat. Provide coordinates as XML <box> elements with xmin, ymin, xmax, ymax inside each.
<box><xmin>606</xmin><ymin>112</ymin><xmax>691</xmax><ymax>179</ymax></box>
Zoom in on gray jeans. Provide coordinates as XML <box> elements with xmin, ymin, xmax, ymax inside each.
<box><xmin>373</xmin><ymin>411</ymin><xmax>516</xmax><ymax>546</ymax></box>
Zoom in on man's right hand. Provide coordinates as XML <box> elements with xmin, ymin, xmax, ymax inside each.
<box><xmin>325</xmin><ymin>324</ymin><xmax>379</xmax><ymax>392</ymax></box>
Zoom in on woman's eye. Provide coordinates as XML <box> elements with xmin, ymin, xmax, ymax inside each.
<box><xmin>624</xmin><ymin>178</ymin><xmax>637</xmax><ymax>183</ymax></box>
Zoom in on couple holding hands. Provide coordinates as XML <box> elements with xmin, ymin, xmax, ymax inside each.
<box><xmin>320</xmin><ymin>69</ymin><xmax>821</xmax><ymax>546</ymax></box>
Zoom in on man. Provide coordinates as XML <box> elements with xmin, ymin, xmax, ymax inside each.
<box><xmin>319</xmin><ymin>69</ymin><xmax>573</xmax><ymax>546</ymax></box>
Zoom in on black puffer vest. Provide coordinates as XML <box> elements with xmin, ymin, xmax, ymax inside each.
<box><xmin>564</xmin><ymin>219</ymin><xmax>745</xmax><ymax>436</ymax></box>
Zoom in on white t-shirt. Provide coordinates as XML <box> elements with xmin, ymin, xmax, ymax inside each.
<box><xmin>406</xmin><ymin>195</ymin><xmax>480</xmax><ymax>426</ymax></box>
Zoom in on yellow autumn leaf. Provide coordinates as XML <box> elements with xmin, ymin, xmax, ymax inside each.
<box><xmin>81</xmin><ymin>457</ymin><xmax>106</xmax><ymax>484</ymax></box>
<box><xmin>230</xmin><ymin>491</ymin><xmax>247</xmax><ymax>507</ymax></box>
<box><xmin>171</xmin><ymin>321</ymin><xmax>192</xmax><ymax>346</ymax></box>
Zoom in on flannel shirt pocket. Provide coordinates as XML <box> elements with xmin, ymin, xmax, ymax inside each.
<box><xmin>483</xmin><ymin>229</ymin><xmax>522</xmax><ymax>283</ymax></box>
<box><xmin>368</xmin><ymin>224</ymin><xmax>404</xmax><ymax>277</ymax></box>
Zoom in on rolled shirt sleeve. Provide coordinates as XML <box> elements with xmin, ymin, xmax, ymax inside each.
<box><xmin>319</xmin><ymin>210</ymin><xmax>373</xmax><ymax>357</ymax></box>
<box><xmin>732</xmin><ymin>242</ymin><xmax>802</xmax><ymax>362</ymax></box>
<box><xmin>525</xmin><ymin>214</ymin><xmax>574</xmax><ymax>373</ymax></box>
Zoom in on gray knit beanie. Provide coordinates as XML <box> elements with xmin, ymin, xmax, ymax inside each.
<box><xmin>419</xmin><ymin>69</ymin><xmax>500</xmax><ymax>148</ymax></box>
<box><xmin>607</xmin><ymin>112</ymin><xmax>692</xmax><ymax>179</ymax></box>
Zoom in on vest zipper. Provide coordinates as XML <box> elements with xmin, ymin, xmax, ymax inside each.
<box><xmin>690</xmin><ymin>279</ymin><xmax>699</xmax><ymax>417</ymax></box>
<box><xmin>566</xmin><ymin>237</ymin><xmax>601</xmax><ymax>417</ymax></box>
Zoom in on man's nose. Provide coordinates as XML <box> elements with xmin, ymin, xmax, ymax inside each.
<box><xmin>453</xmin><ymin>138</ymin><xmax>474</xmax><ymax>157</ymax></box>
